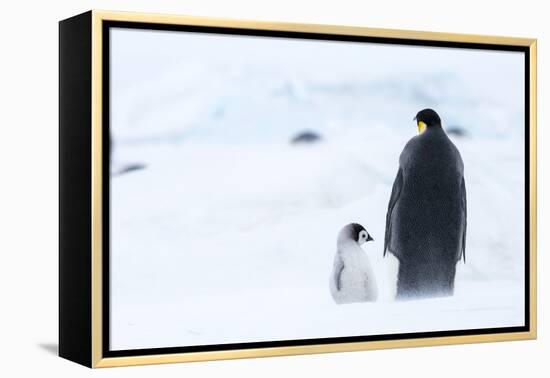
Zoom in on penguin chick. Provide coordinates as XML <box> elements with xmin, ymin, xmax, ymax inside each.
<box><xmin>330</xmin><ymin>223</ymin><xmax>378</xmax><ymax>304</ymax></box>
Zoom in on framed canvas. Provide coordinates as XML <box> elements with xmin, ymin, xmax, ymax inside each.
<box><xmin>59</xmin><ymin>10</ymin><xmax>537</xmax><ymax>368</ymax></box>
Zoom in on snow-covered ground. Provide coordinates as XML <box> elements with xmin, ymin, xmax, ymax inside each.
<box><xmin>109</xmin><ymin>28</ymin><xmax>526</xmax><ymax>350</ymax></box>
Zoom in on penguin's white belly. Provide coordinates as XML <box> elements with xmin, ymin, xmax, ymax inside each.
<box><xmin>383</xmin><ymin>252</ymin><xmax>400</xmax><ymax>301</ymax></box>
<box><xmin>332</xmin><ymin>255</ymin><xmax>378</xmax><ymax>304</ymax></box>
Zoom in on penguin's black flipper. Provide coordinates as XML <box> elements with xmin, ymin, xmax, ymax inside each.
<box><xmin>459</xmin><ymin>176</ymin><xmax>467</xmax><ymax>263</ymax></box>
<box><xmin>384</xmin><ymin>167</ymin><xmax>403</xmax><ymax>257</ymax></box>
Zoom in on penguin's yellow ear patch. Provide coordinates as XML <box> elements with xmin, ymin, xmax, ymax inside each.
<box><xmin>417</xmin><ymin>121</ymin><xmax>427</xmax><ymax>134</ymax></box>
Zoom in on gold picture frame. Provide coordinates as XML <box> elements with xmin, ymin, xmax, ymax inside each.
<box><xmin>59</xmin><ymin>10</ymin><xmax>537</xmax><ymax>368</ymax></box>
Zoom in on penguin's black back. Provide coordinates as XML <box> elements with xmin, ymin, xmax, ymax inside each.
<box><xmin>387</xmin><ymin>127</ymin><xmax>466</xmax><ymax>297</ymax></box>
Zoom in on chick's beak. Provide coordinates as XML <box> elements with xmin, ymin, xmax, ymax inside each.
<box><xmin>367</xmin><ymin>234</ymin><xmax>374</xmax><ymax>242</ymax></box>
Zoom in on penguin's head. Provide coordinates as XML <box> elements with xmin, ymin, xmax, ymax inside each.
<box><xmin>339</xmin><ymin>223</ymin><xmax>374</xmax><ymax>245</ymax></box>
<box><xmin>414</xmin><ymin>108</ymin><xmax>442</xmax><ymax>134</ymax></box>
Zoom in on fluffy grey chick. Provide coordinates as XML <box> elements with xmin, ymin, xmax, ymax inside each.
<box><xmin>330</xmin><ymin>223</ymin><xmax>378</xmax><ymax>304</ymax></box>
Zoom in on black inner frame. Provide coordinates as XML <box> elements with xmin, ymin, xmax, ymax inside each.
<box><xmin>102</xmin><ymin>20</ymin><xmax>531</xmax><ymax>358</ymax></box>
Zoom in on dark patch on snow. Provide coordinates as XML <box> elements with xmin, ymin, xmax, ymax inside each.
<box><xmin>446</xmin><ymin>126</ymin><xmax>469</xmax><ymax>138</ymax></box>
<box><xmin>291</xmin><ymin>130</ymin><xmax>323</xmax><ymax>145</ymax></box>
<box><xmin>112</xmin><ymin>163</ymin><xmax>147</xmax><ymax>176</ymax></box>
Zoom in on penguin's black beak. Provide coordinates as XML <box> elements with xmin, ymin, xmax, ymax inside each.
<box><xmin>367</xmin><ymin>234</ymin><xmax>374</xmax><ymax>242</ymax></box>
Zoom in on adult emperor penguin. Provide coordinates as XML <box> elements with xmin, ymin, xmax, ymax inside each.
<box><xmin>330</xmin><ymin>223</ymin><xmax>378</xmax><ymax>304</ymax></box>
<box><xmin>384</xmin><ymin>109</ymin><xmax>467</xmax><ymax>299</ymax></box>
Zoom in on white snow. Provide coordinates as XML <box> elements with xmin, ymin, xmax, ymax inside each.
<box><xmin>109</xmin><ymin>28</ymin><xmax>526</xmax><ymax>350</ymax></box>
